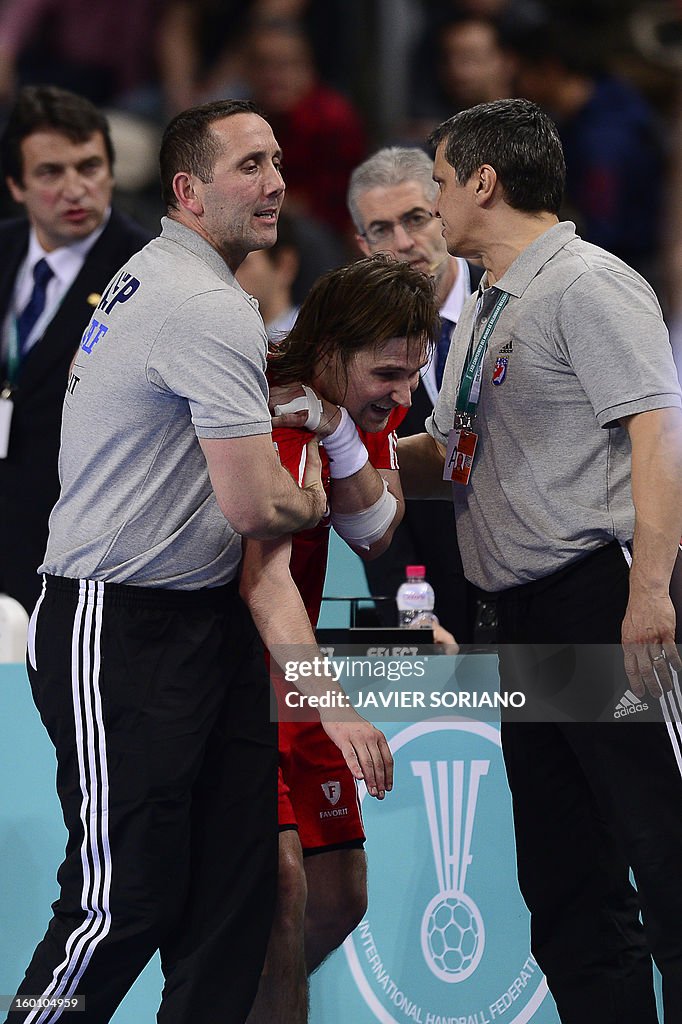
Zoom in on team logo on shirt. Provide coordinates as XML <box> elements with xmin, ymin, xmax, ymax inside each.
<box><xmin>321</xmin><ymin>780</ymin><xmax>342</xmax><ymax>806</ymax></box>
<box><xmin>492</xmin><ymin>357</ymin><xmax>508</xmax><ymax>386</ymax></box>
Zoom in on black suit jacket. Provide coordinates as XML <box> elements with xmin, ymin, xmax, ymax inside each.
<box><xmin>363</xmin><ymin>261</ymin><xmax>485</xmax><ymax>641</ymax></box>
<box><xmin>0</xmin><ymin>208</ymin><xmax>152</xmax><ymax>610</ymax></box>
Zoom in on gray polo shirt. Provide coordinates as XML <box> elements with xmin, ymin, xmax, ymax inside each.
<box><xmin>428</xmin><ymin>221</ymin><xmax>681</xmax><ymax>592</ymax></box>
<box><xmin>41</xmin><ymin>217</ymin><xmax>272</xmax><ymax>588</ymax></box>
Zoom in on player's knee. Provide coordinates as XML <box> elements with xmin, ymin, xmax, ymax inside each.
<box><xmin>335</xmin><ymin>874</ymin><xmax>368</xmax><ymax>939</ymax></box>
<box><xmin>310</xmin><ymin>862</ymin><xmax>367</xmax><ymax>944</ymax></box>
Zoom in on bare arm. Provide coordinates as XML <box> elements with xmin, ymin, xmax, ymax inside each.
<box><xmin>621</xmin><ymin>407</ymin><xmax>682</xmax><ymax>697</ymax></box>
<box><xmin>200</xmin><ymin>433</ymin><xmax>326</xmax><ymax>538</ymax></box>
<box><xmin>240</xmin><ymin>536</ymin><xmax>394</xmax><ymax>798</ymax></box>
<box><xmin>329</xmin><ymin>466</ymin><xmax>404</xmax><ymax>560</ymax></box>
<box><xmin>398</xmin><ymin>432</ymin><xmax>452</xmax><ymax>499</ymax></box>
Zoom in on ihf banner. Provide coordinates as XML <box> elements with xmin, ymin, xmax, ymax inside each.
<box><xmin>310</xmin><ymin>719</ymin><xmax>560</xmax><ymax>1024</ymax></box>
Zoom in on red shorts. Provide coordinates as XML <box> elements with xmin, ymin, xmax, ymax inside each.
<box><xmin>278</xmin><ymin>719</ymin><xmax>365</xmax><ymax>853</ymax></box>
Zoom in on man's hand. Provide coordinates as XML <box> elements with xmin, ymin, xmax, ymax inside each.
<box><xmin>320</xmin><ymin>710</ymin><xmax>394</xmax><ymax>800</ymax></box>
<box><xmin>270</xmin><ymin>382</ymin><xmax>341</xmax><ymax>438</ymax></box>
<box><xmin>301</xmin><ymin>437</ymin><xmax>327</xmax><ymax>519</ymax></box>
<box><xmin>433</xmin><ymin>621</ymin><xmax>459</xmax><ymax>652</ymax></box>
<box><xmin>622</xmin><ymin>588</ymin><xmax>682</xmax><ymax>699</ymax></box>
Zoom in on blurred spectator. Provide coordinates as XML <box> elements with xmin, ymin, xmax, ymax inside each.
<box><xmin>242</xmin><ymin>19</ymin><xmax>366</xmax><ymax>239</ymax></box>
<box><xmin>629</xmin><ymin>0</ymin><xmax>682</xmax><ymax>378</ymax></box>
<box><xmin>503</xmin><ymin>13</ymin><xmax>665</xmax><ymax>285</ymax></box>
<box><xmin>436</xmin><ymin>14</ymin><xmax>515</xmax><ymax>109</ymax></box>
<box><xmin>404</xmin><ymin>11</ymin><xmax>516</xmax><ymax>143</ymax></box>
<box><xmin>236</xmin><ymin>210</ymin><xmax>346</xmax><ymax>340</ymax></box>
<box><xmin>0</xmin><ymin>0</ymin><xmax>164</xmax><ymax>113</ymax></box>
<box><xmin>236</xmin><ymin>211</ymin><xmax>301</xmax><ymax>340</ymax></box>
<box><xmin>158</xmin><ymin>0</ymin><xmax>262</xmax><ymax>116</ymax></box>
<box><xmin>158</xmin><ymin>0</ymin><xmax>363</xmax><ymax>117</ymax></box>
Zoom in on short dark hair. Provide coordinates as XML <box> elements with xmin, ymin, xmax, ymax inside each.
<box><xmin>159</xmin><ymin>99</ymin><xmax>264</xmax><ymax>210</ymax></box>
<box><xmin>269</xmin><ymin>254</ymin><xmax>440</xmax><ymax>390</ymax></box>
<box><xmin>0</xmin><ymin>85</ymin><xmax>115</xmax><ymax>185</ymax></box>
<box><xmin>428</xmin><ymin>98</ymin><xmax>566</xmax><ymax>214</ymax></box>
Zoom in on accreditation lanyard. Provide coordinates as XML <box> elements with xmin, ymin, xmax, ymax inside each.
<box><xmin>0</xmin><ymin>322</ymin><xmax>20</xmax><ymax>458</ymax></box>
<box><xmin>4</xmin><ymin>319</ymin><xmax>21</xmax><ymax>390</ymax></box>
<box><xmin>4</xmin><ymin>281</ymin><xmax>65</xmax><ymax>392</ymax></box>
<box><xmin>455</xmin><ymin>288</ymin><xmax>510</xmax><ymax>425</ymax></box>
<box><xmin>0</xmin><ymin>308</ymin><xmax>52</xmax><ymax>457</ymax></box>
<box><xmin>443</xmin><ymin>288</ymin><xmax>510</xmax><ymax>485</ymax></box>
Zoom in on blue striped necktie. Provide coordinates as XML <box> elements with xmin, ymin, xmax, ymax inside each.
<box><xmin>17</xmin><ymin>258</ymin><xmax>54</xmax><ymax>355</ymax></box>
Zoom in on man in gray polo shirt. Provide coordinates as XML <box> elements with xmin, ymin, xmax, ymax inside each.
<box><xmin>399</xmin><ymin>99</ymin><xmax>682</xmax><ymax>1023</ymax></box>
<box><xmin>6</xmin><ymin>100</ymin><xmax>331</xmax><ymax>1024</ymax></box>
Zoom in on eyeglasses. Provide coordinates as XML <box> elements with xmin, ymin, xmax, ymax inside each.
<box><xmin>361</xmin><ymin>209</ymin><xmax>434</xmax><ymax>246</ymax></box>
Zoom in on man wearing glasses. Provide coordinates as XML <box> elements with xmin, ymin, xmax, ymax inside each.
<box><xmin>347</xmin><ymin>146</ymin><xmax>484</xmax><ymax>642</ymax></box>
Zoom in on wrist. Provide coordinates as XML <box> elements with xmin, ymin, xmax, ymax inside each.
<box><xmin>316</xmin><ymin>401</ymin><xmax>342</xmax><ymax>439</ymax></box>
<box><xmin>322</xmin><ymin>407</ymin><xmax>369</xmax><ymax>479</ymax></box>
<box><xmin>629</xmin><ymin>565</ymin><xmax>672</xmax><ymax>596</ymax></box>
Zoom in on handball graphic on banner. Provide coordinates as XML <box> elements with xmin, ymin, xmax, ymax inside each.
<box><xmin>413</xmin><ymin>758</ymin><xmax>488</xmax><ymax>984</ymax></box>
<box><xmin>344</xmin><ymin>721</ymin><xmax>559</xmax><ymax>1024</ymax></box>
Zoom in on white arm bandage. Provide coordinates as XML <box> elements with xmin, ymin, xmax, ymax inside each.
<box><xmin>330</xmin><ymin>479</ymin><xmax>398</xmax><ymax>550</ymax></box>
<box><xmin>273</xmin><ymin>384</ymin><xmax>323</xmax><ymax>431</ymax></box>
<box><xmin>321</xmin><ymin>407</ymin><xmax>369</xmax><ymax>479</ymax></box>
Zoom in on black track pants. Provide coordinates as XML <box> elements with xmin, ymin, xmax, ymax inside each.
<box><xmin>6</xmin><ymin>575</ymin><xmax>277</xmax><ymax>1024</ymax></box>
<box><xmin>497</xmin><ymin>543</ymin><xmax>682</xmax><ymax>1024</ymax></box>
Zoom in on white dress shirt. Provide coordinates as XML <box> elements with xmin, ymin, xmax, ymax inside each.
<box><xmin>421</xmin><ymin>256</ymin><xmax>471</xmax><ymax>406</ymax></box>
<box><xmin>2</xmin><ymin>211</ymin><xmax>110</xmax><ymax>365</ymax></box>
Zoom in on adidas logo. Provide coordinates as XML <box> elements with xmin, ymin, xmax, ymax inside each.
<box><xmin>499</xmin><ymin>341</ymin><xmax>514</xmax><ymax>354</ymax></box>
<box><xmin>614</xmin><ymin>689</ymin><xmax>649</xmax><ymax>718</ymax></box>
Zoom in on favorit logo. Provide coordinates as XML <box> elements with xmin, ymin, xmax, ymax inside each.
<box><xmin>614</xmin><ymin>690</ymin><xmax>649</xmax><ymax>719</ymax></box>
<box><xmin>344</xmin><ymin>721</ymin><xmax>556</xmax><ymax>1024</ymax></box>
<box><xmin>322</xmin><ymin>780</ymin><xmax>341</xmax><ymax>806</ymax></box>
<box><xmin>320</xmin><ymin>779</ymin><xmax>348</xmax><ymax>821</ymax></box>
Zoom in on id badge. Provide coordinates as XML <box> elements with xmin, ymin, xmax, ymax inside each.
<box><xmin>443</xmin><ymin>427</ymin><xmax>478</xmax><ymax>484</ymax></box>
<box><xmin>0</xmin><ymin>394</ymin><xmax>13</xmax><ymax>459</ymax></box>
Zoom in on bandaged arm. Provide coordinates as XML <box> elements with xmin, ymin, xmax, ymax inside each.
<box><xmin>322</xmin><ymin>409</ymin><xmax>404</xmax><ymax>559</ymax></box>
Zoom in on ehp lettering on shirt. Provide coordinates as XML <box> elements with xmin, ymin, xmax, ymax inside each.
<box><xmin>80</xmin><ymin>270</ymin><xmax>141</xmax><ymax>354</ymax></box>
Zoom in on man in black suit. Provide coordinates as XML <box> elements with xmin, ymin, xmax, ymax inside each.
<box><xmin>0</xmin><ymin>85</ymin><xmax>151</xmax><ymax>612</ymax></box>
<box><xmin>347</xmin><ymin>146</ymin><xmax>485</xmax><ymax>641</ymax></box>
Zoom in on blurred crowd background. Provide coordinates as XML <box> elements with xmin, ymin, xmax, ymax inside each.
<box><xmin>2</xmin><ymin>0</ymin><xmax>682</xmax><ymax>359</ymax></box>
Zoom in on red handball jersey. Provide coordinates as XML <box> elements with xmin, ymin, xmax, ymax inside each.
<box><xmin>273</xmin><ymin>403</ymin><xmax>405</xmax><ymax>849</ymax></box>
<box><xmin>272</xmin><ymin>405</ymin><xmax>404</xmax><ymax>625</ymax></box>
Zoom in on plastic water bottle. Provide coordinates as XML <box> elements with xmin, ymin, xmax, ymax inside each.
<box><xmin>396</xmin><ymin>565</ymin><xmax>437</xmax><ymax>629</ymax></box>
